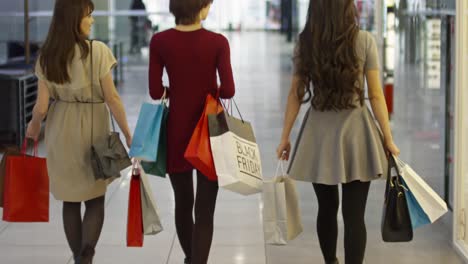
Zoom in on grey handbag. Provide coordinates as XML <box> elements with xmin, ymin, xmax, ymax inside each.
<box><xmin>89</xmin><ymin>40</ymin><xmax>132</xmax><ymax>180</ymax></box>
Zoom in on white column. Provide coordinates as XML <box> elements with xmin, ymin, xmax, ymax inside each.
<box><xmin>453</xmin><ymin>0</ymin><xmax>468</xmax><ymax>261</ymax></box>
<box><xmin>108</xmin><ymin>0</ymin><xmax>115</xmax><ymax>43</ymax></box>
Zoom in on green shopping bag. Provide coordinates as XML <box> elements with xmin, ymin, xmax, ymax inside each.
<box><xmin>141</xmin><ymin>105</ymin><xmax>168</xmax><ymax>177</ymax></box>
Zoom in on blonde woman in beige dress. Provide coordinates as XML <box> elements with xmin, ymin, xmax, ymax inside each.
<box><xmin>26</xmin><ymin>1</ymin><xmax>132</xmax><ymax>263</ymax></box>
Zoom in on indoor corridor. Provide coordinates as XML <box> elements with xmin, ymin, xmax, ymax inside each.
<box><xmin>0</xmin><ymin>31</ymin><xmax>465</xmax><ymax>264</ymax></box>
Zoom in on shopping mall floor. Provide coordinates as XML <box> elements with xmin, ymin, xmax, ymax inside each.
<box><xmin>0</xmin><ymin>32</ymin><xmax>465</xmax><ymax>264</ymax></box>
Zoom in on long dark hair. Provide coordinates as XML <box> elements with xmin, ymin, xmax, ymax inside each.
<box><xmin>295</xmin><ymin>0</ymin><xmax>362</xmax><ymax>111</ymax></box>
<box><xmin>39</xmin><ymin>0</ymin><xmax>94</xmax><ymax>84</ymax></box>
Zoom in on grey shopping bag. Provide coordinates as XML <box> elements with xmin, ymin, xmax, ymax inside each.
<box><xmin>137</xmin><ymin>162</ymin><xmax>163</xmax><ymax>235</ymax></box>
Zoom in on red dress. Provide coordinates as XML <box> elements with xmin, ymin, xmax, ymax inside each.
<box><xmin>149</xmin><ymin>28</ymin><xmax>235</xmax><ymax>174</ymax></box>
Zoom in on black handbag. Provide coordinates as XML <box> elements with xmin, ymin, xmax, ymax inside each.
<box><xmin>381</xmin><ymin>155</ymin><xmax>413</xmax><ymax>242</ymax></box>
<box><xmin>89</xmin><ymin>40</ymin><xmax>131</xmax><ymax>180</ymax></box>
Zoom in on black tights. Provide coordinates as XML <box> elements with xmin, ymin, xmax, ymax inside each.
<box><xmin>169</xmin><ymin>170</ymin><xmax>219</xmax><ymax>264</ymax></box>
<box><xmin>313</xmin><ymin>181</ymin><xmax>370</xmax><ymax>264</ymax></box>
<box><xmin>63</xmin><ymin>195</ymin><xmax>105</xmax><ymax>264</ymax></box>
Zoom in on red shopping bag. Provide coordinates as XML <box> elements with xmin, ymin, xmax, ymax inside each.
<box><xmin>0</xmin><ymin>147</ymin><xmax>23</xmax><ymax>208</ymax></box>
<box><xmin>184</xmin><ymin>94</ymin><xmax>223</xmax><ymax>181</ymax></box>
<box><xmin>2</xmin><ymin>140</ymin><xmax>49</xmax><ymax>222</ymax></box>
<box><xmin>127</xmin><ymin>164</ymin><xmax>144</xmax><ymax>247</ymax></box>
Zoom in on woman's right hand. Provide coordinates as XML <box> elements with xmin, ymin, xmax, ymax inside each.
<box><xmin>385</xmin><ymin>139</ymin><xmax>400</xmax><ymax>156</ymax></box>
<box><xmin>276</xmin><ymin>139</ymin><xmax>291</xmax><ymax>161</ymax></box>
<box><xmin>26</xmin><ymin>120</ymin><xmax>41</xmax><ymax>141</ymax></box>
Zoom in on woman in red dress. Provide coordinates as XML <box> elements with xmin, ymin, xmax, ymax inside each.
<box><xmin>148</xmin><ymin>1</ymin><xmax>235</xmax><ymax>263</ymax></box>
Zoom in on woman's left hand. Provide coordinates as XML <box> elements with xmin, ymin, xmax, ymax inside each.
<box><xmin>125</xmin><ymin>135</ymin><xmax>133</xmax><ymax>149</ymax></box>
<box><xmin>385</xmin><ymin>139</ymin><xmax>401</xmax><ymax>156</ymax></box>
<box><xmin>26</xmin><ymin>121</ymin><xmax>41</xmax><ymax>141</ymax></box>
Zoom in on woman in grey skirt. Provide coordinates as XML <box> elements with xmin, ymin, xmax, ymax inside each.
<box><xmin>277</xmin><ymin>0</ymin><xmax>400</xmax><ymax>263</ymax></box>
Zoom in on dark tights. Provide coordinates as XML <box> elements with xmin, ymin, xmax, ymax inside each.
<box><xmin>63</xmin><ymin>195</ymin><xmax>105</xmax><ymax>264</ymax></box>
<box><xmin>169</xmin><ymin>170</ymin><xmax>219</xmax><ymax>264</ymax></box>
<box><xmin>313</xmin><ymin>181</ymin><xmax>370</xmax><ymax>264</ymax></box>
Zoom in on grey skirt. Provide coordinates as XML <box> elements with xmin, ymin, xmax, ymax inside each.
<box><xmin>288</xmin><ymin>105</ymin><xmax>388</xmax><ymax>185</ymax></box>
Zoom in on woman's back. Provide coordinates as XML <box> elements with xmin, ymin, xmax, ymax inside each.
<box><xmin>353</xmin><ymin>30</ymin><xmax>380</xmax><ymax>93</ymax></box>
<box><xmin>36</xmin><ymin>41</ymin><xmax>116</xmax><ymax>102</ymax></box>
<box><xmin>149</xmin><ymin>28</ymin><xmax>235</xmax><ymax>173</ymax></box>
<box><xmin>303</xmin><ymin>30</ymin><xmax>380</xmax><ymax>109</ymax></box>
<box><xmin>35</xmin><ymin>40</ymin><xmax>118</xmax><ymax>202</ymax></box>
<box><xmin>288</xmin><ymin>30</ymin><xmax>387</xmax><ymax>184</ymax></box>
<box><xmin>150</xmin><ymin>28</ymin><xmax>233</xmax><ymax>100</ymax></box>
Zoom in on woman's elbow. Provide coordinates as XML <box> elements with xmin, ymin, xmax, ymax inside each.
<box><xmin>105</xmin><ymin>93</ymin><xmax>122</xmax><ymax>107</ymax></box>
<box><xmin>369</xmin><ymin>93</ymin><xmax>385</xmax><ymax>103</ymax></box>
<box><xmin>149</xmin><ymin>89</ymin><xmax>164</xmax><ymax>100</ymax></box>
<box><xmin>34</xmin><ymin>107</ymin><xmax>48</xmax><ymax>119</ymax></box>
<box><xmin>149</xmin><ymin>90</ymin><xmax>158</xmax><ymax>100</ymax></box>
<box><xmin>220</xmin><ymin>86</ymin><xmax>235</xmax><ymax>99</ymax></box>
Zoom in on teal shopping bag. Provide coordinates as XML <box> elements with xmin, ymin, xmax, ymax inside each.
<box><xmin>129</xmin><ymin>102</ymin><xmax>166</xmax><ymax>161</ymax></box>
<box><xmin>402</xmin><ymin>179</ymin><xmax>431</xmax><ymax>229</ymax></box>
<box><xmin>141</xmin><ymin>105</ymin><xmax>168</xmax><ymax>177</ymax></box>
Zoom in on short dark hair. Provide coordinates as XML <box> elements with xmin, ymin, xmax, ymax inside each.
<box><xmin>169</xmin><ymin>0</ymin><xmax>213</xmax><ymax>25</ymax></box>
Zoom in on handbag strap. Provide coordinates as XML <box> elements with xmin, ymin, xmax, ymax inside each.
<box><xmin>215</xmin><ymin>97</ymin><xmax>244</xmax><ymax>123</ymax></box>
<box><xmin>231</xmin><ymin>99</ymin><xmax>244</xmax><ymax>123</ymax></box>
<box><xmin>90</xmin><ymin>40</ymin><xmax>117</xmax><ymax>146</ymax></box>
<box><xmin>385</xmin><ymin>155</ymin><xmax>397</xmax><ymax>199</ymax></box>
<box><xmin>385</xmin><ymin>155</ymin><xmax>407</xmax><ymax>200</ymax></box>
<box><xmin>91</xmin><ymin>40</ymin><xmax>94</xmax><ymax>145</ymax></box>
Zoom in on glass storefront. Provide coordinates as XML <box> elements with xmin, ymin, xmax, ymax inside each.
<box><xmin>0</xmin><ymin>0</ymin><xmax>287</xmax><ymax>62</ymax></box>
<box><xmin>393</xmin><ymin>0</ymin><xmax>457</xmax><ymax>209</ymax></box>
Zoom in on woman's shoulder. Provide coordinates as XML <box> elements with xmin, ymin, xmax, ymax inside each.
<box><xmin>86</xmin><ymin>40</ymin><xmax>112</xmax><ymax>55</ymax></box>
<box><xmin>85</xmin><ymin>39</ymin><xmax>101</xmax><ymax>48</ymax></box>
<box><xmin>202</xmin><ymin>30</ymin><xmax>229</xmax><ymax>47</ymax></box>
<box><xmin>84</xmin><ymin>40</ymin><xmax>115</xmax><ymax>65</ymax></box>
<box><xmin>150</xmin><ymin>28</ymin><xmax>229</xmax><ymax>47</ymax></box>
<box><xmin>356</xmin><ymin>30</ymin><xmax>370</xmax><ymax>40</ymax></box>
<box><xmin>203</xmin><ymin>29</ymin><xmax>227</xmax><ymax>40</ymax></box>
<box><xmin>355</xmin><ymin>30</ymin><xmax>376</xmax><ymax>49</ymax></box>
<box><xmin>152</xmin><ymin>29</ymin><xmax>175</xmax><ymax>39</ymax></box>
<box><xmin>150</xmin><ymin>29</ymin><xmax>175</xmax><ymax>47</ymax></box>
<box><xmin>357</xmin><ymin>30</ymin><xmax>376</xmax><ymax>43</ymax></box>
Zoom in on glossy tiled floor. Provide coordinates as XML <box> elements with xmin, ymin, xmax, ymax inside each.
<box><xmin>0</xmin><ymin>31</ymin><xmax>466</xmax><ymax>264</ymax></box>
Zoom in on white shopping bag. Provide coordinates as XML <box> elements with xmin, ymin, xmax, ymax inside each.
<box><xmin>135</xmin><ymin>162</ymin><xmax>163</xmax><ymax>235</ymax></box>
<box><xmin>208</xmin><ymin>110</ymin><xmax>263</xmax><ymax>195</ymax></box>
<box><xmin>262</xmin><ymin>161</ymin><xmax>303</xmax><ymax>245</ymax></box>
<box><xmin>396</xmin><ymin>157</ymin><xmax>448</xmax><ymax>223</ymax></box>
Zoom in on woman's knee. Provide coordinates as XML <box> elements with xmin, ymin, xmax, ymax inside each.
<box><xmin>84</xmin><ymin>196</ymin><xmax>105</xmax><ymax>210</ymax></box>
<box><xmin>342</xmin><ymin>204</ymin><xmax>366</xmax><ymax>229</ymax></box>
<box><xmin>194</xmin><ymin>207</ymin><xmax>215</xmax><ymax>224</ymax></box>
<box><xmin>63</xmin><ymin>201</ymin><xmax>81</xmax><ymax>210</ymax></box>
<box><xmin>313</xmin><ymin>184</ymin><xmax>339</xmax><ymax>215</ymax></box>
<box><xmin>341</xmin><ymin>181</ymin><xmax>370</xmax><ymax>226</ymax></box>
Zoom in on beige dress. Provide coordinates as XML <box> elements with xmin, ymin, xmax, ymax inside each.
<box><xmin>288</xmin><ymin>31</ymin><xmax>388</xmax><ymax>185</ymax></box>
<box><xmin>35</xmin><ymin>41</ymin><xmax>117</xmax><ymax>202</ymax></box>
